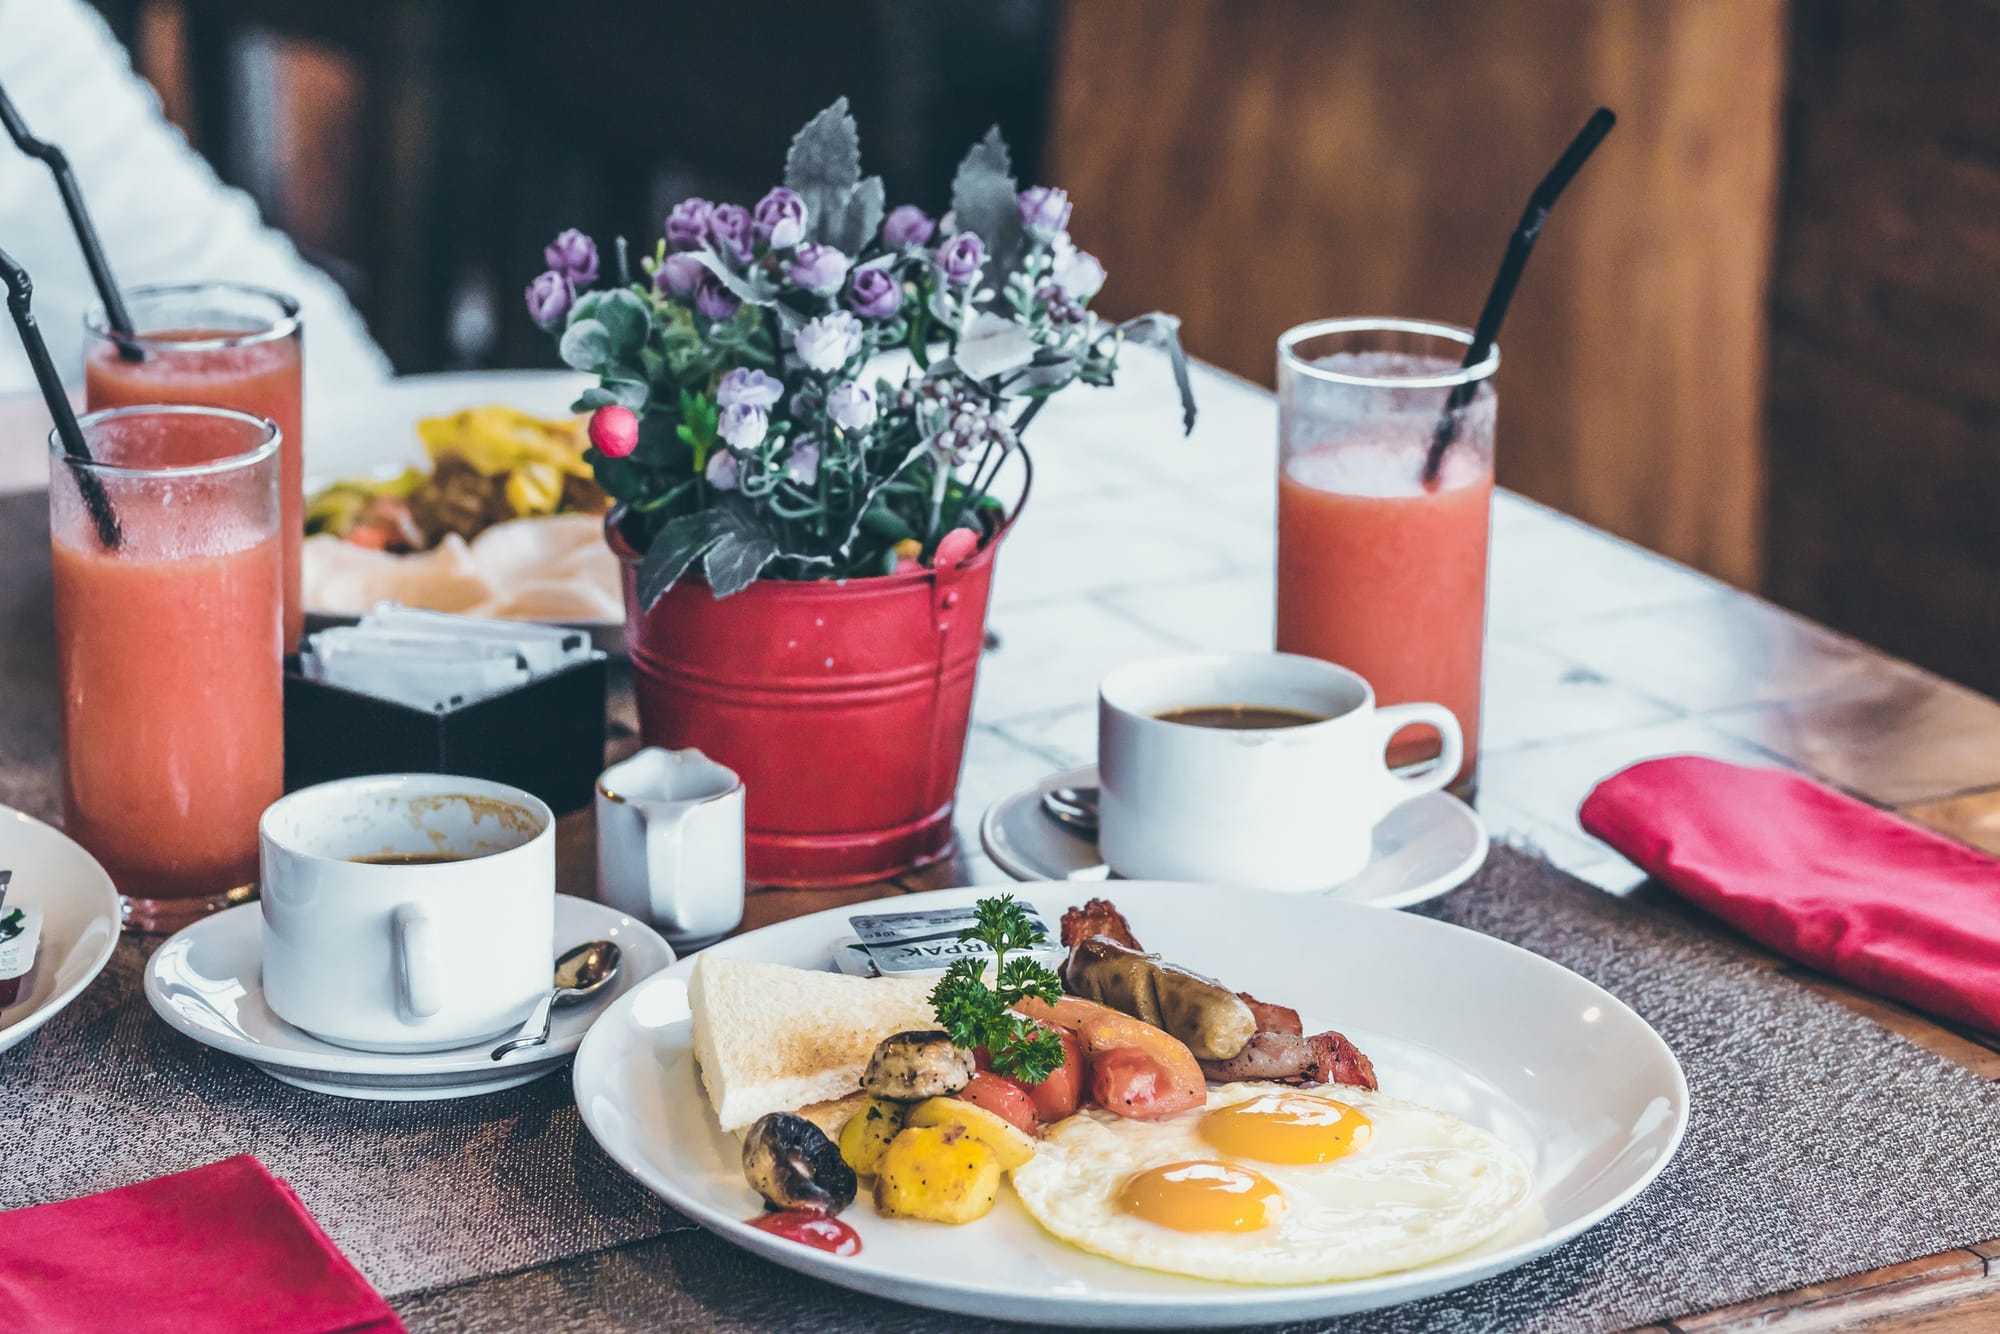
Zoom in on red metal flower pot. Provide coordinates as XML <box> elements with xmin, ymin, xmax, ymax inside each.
<box><xmin>608</xmin><ymin>509</ymin><xmax>1014</xmax><ymax>888</ymax></box>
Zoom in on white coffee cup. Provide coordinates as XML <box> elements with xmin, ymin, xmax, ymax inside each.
<box><xmin>1097</xmin><ymin>652</ymin><xmax>1463</xmax><ymax>891</ymax></box>
<box><xmin>259</xmin><ymin>774</ymin><xmax>555</xmax><ymax>1052</ymax></box>
<box><xmin>596</xmin><ymin>747</ymin><xmax>745</xmax><ymax>949</ymax></box>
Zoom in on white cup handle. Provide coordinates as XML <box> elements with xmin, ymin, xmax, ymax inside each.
<box><xmin>393</xmin><ymin>903</ymin><xmax>442</xmax><ymax>1021</ymax></box>
<box><xmin>1372</xmin><ymin>702</ymin><xmax>1464</xmax><ymax>814</ymax></box>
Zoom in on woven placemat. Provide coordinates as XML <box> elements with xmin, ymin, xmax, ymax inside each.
<box><xmin>386</xmin><ymin>845</ymin><xmax>2000</xmax><ymax>1333</ymax></box>
<box><xmin>0</xmin><ymin>942</ymin><xmax>689</xmax><ymax>1296</ymax></box>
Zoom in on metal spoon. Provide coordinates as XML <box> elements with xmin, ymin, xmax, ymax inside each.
<box><xmin>1039</xmin><ymin>784</ymin><xmax>1100</xmax><ymax>837</ymax></box>
<box><xmin>490</xmin><ymin>939</ymin><xmax>622</xmax><ymax>1061</ymax></box>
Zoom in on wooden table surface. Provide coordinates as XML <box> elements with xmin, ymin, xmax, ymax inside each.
<box><xmin>7</xmin><ymin>355</ymin><xmax>2000</xmax><ymax>1331</ymax></box>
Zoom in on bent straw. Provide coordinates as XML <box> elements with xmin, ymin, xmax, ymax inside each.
<box><xmin>1422</xmin><ymin>107</ymin><xmax>1616</xmax><ymax>487</ymax></box>
<box><xmin>0</xmin><ymin>245</ymin><xmax>122</xmax><ymax>548</ymax></box>
<box><xmin>0</xmin><ymin>80</ymin><xmax>142</xmax><ymax>361</ymax></box>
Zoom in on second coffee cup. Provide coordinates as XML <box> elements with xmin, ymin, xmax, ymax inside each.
<box><xmin>1097</xmin><ymin>652</ymin><xmax>1462</xmax><ymax>891</ymax></box>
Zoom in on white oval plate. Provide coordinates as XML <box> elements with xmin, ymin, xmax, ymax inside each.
<box><xmin>145</xmin><ymin>895</ymin><xmax>672</xmax><ymax>1100</ymax></box>
<box><xmin>573</xmin><ymin>882</ymin><xmax>1686</xmax><ymax>1327</ymax></box>
<box><xmin>982</xmin><ymin>764</ymin><xmax>1488</xmax><ymax>908</ymax></box>
<box><xmin>0</xmin><ymin>808</ymin><xmax>121</xmax><ymax>1058</ymax></box>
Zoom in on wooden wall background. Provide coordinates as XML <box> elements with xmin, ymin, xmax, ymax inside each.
<box><xmin>1049</xmin><ymin>0</ymin><xmax>1786</xmax><ymax>590</ymax></box>
<box><xmin>1765</xmin><ymin>0</ymin><xmax>2000</xmax><ymax>695</ymax></box>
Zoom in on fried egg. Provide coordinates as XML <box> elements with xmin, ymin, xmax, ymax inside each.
<box><xmin>1010</xmin><ymin>1082</ymin><xmax>1533</xmax><ymax>1284</ymax></box>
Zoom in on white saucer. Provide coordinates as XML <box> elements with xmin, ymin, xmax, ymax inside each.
<box><xmin>0</xmin><ymin>807</ymin><xmax>121</xmax><ymax>1058</ymax></box>
<box><xmin>143</xmin><ymin>894</ymin><xmax>674</xmax><ymax>1100</ymax></box>
<box><xmin>980</xmin><ymin>765</ymin><xmax>1488</xmax><ymax>909</ymax></box>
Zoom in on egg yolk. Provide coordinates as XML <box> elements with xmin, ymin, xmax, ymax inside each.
<box><xmin>1198</xmin><ymin>1092</ymin><xmax>1373</xmax><ymax>1165</ymax></box>
<box><xmin>1117</xmin><ymin>1160</ymin><xmax>1285</xmax><ymax>1233</ymax></box>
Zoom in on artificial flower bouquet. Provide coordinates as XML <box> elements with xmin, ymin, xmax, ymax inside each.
<box><xmin>524</xmin><ymin>97</ymin><xmax>1196</xmax><ymax>606</ymax></box>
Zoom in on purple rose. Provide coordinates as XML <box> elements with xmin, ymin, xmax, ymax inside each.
<box><xmin>706</xmin><ymin>204</ymin><xmax>753</xmax><ymax>264</ymax></box>
<box><xmin>753</xmin><ymin>187</ymin><xmax>808</xmax><ymax>250</ymax></box>
<box><xmin>825</xmin><ymin>380</ymin><xmax>877</xmax><ymax>433</ymax></box>
<box><xmin>846</xmin><ymin>266</ymin><xmax>902</xmax><ymax>319</ymax></box>
<box><xmin>1017</xmin><ymin>186</ymin><xmax>1072</xmax><ymax>236</ymax></box>
<box><xmin>524</xmin><ymin>271</ymin><xmax>573</xmax><ymax>330</ymax></box>
<box><xmin>793</xmin><ymin>311</ymin><xmax>864</xmax><ymax>373</ymax></box>
<box><xmin>654</xmin><ymin>252</ymin><xmax>704</xmax><ymax>300</ymax></box>
<box><xmin>933</xmin><ymin>232</ymin><xmax>986</xmax><ymax>287</ymax></box>
<box><xmin>692</xmin><ymin>273</ymin><xmax>741</xmax><ymax>322</ymax></box>
<box><xmin>705</xmin><ymin>450</ymin><xmax>740</xmax><ymax>492</ymax></box>
<box><xmin>665</xmin><ymin>197</ymin><xmax>714</xmax><ymax>251</ymax></box>
<box><xmin>786</xmin><ymin>242</ymin><xmax>850</xmax><ymax>295</ymax></box>
<box><xmin>881</xmin><ymin>204</ymin><xmax>935</xmax><ymax>249</ymax></box>
<box><xmin>716</xmin><ymin>402</ymin><xmax>768</xmax><ymax>451</ymax></box>
<box><xmin>716</xmin><ymin>367</ymin><xmax>783</xmax><ymax>409</ymax></box>
<box><xmin>783</xmin><ymin>441</ymin><xmax>821</xmax><ymax>487</ymax></box>
<box><xmin>543</xmin><ymin>229</ymin><xmax>599</xmax><ymax>285</ymax></box>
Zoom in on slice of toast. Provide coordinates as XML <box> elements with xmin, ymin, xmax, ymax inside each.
<box><xmin>687</xmin><ymin>955</ymin><xmax>938</xmax><ymax>1133</ymax></box>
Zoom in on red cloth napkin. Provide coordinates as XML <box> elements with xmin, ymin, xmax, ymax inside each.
<box><xmin>1580</xmin><ymin>755</ymin><xmax>2000</xmax><ymax>1035</ymax></box>
<box><xmin>0</xmin><ymin>1155</ymin><xmax>404</xmax><ymax>1334</ymax></box>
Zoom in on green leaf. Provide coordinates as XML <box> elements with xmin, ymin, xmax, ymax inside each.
<box><xmin>703</xmin><ymin>509</ymin><xmax>780</xmax><ymax>597</ymax></box>
<box><xmin>688</xmin><ymin>249</ymin><xmax>775</xmax><ymax>309</ymax></box>
<box><xmin>599</xmin><ymin>377</ymin><xmax>650</xmax><ymax>410</ymax></box>
<box><xmin>637</xmin><ymin>509</ymin><xmax>728</xmax><ymax>609</ymax></box>
<box><xmin>570</xmin><ymin>290</ymin><xmax>604</xmax><ymax>323</ymax></box>
<box><xmin>1118</xmin><ymin>312</ymin><xmax>1199</xmax><ymax>435</ymax></box>
<box><xmin>557</xmin><ymin>318</ymin><xmax>612</xmax><ymax>373</ymax></box>
<box><xmin>594</xmin><ymin>289</ymin><xmax>652</xmax><ymax>357</ymax></box>
<box><xmin>950</xmin><ymin>127</ymin><xmax>1025</xmax><ymax>281</ymax></box>
<box><xmin>822</xmin><ymin>174</ymin><xmax>885</xmax><ymax>256</ymax></box>
<box><xmin>784</xmin><ymin>97</ymin><xmax>863</xmax><ymax>246</ymax></box>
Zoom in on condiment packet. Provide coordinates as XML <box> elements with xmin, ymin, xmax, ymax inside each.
<box><xmin>358</xmin><ymin>605</ymin><xmax>589</xmax><ymax>674</ymax></box>
<box><xmin>300</xmin><ymin>607</ymin><xmax>592</xmax><ymax>711</ymax></box>
<box><xmin>0</xmin><ymin>878</ymin><xmax>42</xmax><ymax>1007</ymax></box>
<box><xmin>837</xmin><ymin>905</ymin><xmax>1066</xmax><ymax>978</ymax></box>
<box><xmin>302</xmin><ymin>630</ymin><xmax>530</xmax><ymax>712</ymax></box>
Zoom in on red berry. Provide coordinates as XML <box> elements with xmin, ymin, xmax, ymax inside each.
<box><xmin>589</xmin><ymin>405</ymin><xmax>639</xmax><ymax>458</ymax></box>
<box><xmin>932</xmin><ymin>527</ymin><xmax>979</xmax><ymax>570</ymax></box>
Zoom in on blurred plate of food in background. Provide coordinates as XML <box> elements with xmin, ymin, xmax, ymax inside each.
<box><xmin>304</xmin><ymin>382</ymin><xmax>625</xmax><ymax>649</ymax></box>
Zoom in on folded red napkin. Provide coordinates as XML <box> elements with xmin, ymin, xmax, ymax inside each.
<box><xmin>0</xmin><ymin>1155</ymin><xmax>403</xmax><ymax>1334</ymax></box>
<box><xmin>1581</xmin><ymin>755</ymin><xmax>2000</xmax><ymax>1035</ymax></box>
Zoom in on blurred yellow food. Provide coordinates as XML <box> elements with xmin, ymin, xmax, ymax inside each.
<box><xmin>307</xmin><ymin>405</ymin><xmax>608</xmax><ymax>551</ymax></box>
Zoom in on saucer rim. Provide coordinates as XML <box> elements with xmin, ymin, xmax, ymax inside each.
<box><xmin>141</xmin><ymin>894</ymin><xmax>673</xmax><ymax>1076</ymax></box>
<box><xmin>978</xmin><ymin>763</ymin><xmax>1488</xmax><ymax>907</ymax></box>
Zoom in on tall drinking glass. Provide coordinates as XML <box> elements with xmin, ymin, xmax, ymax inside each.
<box><xmin>49</xmin><ymin>406</ymin><xmax>285</xmax><ymax>932</ymax></box>
<box><xmin>83</xmin><ymin>283</ymin><xmax>305</xmax><ymax>647</ymax></box>
<box><xmin>1275</xmin><ymin>318</ymin><xmax>1499</xmax><ymax>791</ymax></box>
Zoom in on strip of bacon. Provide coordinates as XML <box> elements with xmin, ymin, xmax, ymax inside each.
<box><xmin>1059</xmin><ymin>897</ymin><xmax>1143</xmax><ymax>950</ymax></box>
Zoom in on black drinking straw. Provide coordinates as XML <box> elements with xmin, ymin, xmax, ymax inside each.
<box><xmin>0</xmin><ymin>81</ymin><xmax>143</xmax><ymax>361</ymax></box>
<box><xmin>1422</xmin><ymin>107</ymin><xmax>1616</xmax><ymax>487</ymax></box>
<box><xmin>0</xmin><ymin>245</ymin><xmax>122</xmax><ymax>549</ymax></box>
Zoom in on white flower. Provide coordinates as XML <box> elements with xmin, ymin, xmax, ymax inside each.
<box><xmin>1052</xmin><ymin>241</ymin><xmax>1106</xmax><ymax>300</ymax></box>
<box><xmin>716</xmin><ymin>367</ymin><xmax>783</xmax><ymax>409</ymax></box>
<box><xmin>717</xmin><ymin>402</ymin><xmax>768</xmax><ymax>451</ymax></box>
<box><xmin>705</xmin><ymin>450</ymin><xmax>740</xmax><ymax>491</ymax></box>
<box><xmin>794</xmin><ymin>311</ymin><xmax>863</xmax><ymax>374</ymax></box>
<box><xmin>783</xmin><ymin>441</ymin><xmax>821</xmax><ymax>486</ymax></box>
<box><xmin>825</xmin><ymin>380</ymin><xmax>877</xmax><ymax>433</ymax></box>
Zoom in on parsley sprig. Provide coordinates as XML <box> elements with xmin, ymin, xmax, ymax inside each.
<box><xmin>927</xmin><ymin>895</ymin><xmax>1066</xmax><ymax>1084</ymax></box>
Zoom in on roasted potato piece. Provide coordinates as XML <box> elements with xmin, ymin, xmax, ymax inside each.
<box><xmin>905</xmin><ymin>1097</ymin><xmax>1036</xmax><ymax>1171</ymax></box>
<box><xmin>837</xmin><ymin>1097</ymin><xmax>907</xmax><ymax>1178</ymax></box>
<box><xmin>872</xmin><ymin>1124</ymin><xmax>1001</xmax><ymax>1224</ymax></box>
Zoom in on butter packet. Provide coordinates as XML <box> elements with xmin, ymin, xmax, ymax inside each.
<box><xmin>836</xmin><ymin>904</ymin><xmax>1065</xmax><ymax>978</ymax></box>
<box><xmin>0</xmin><ymin>897</ymin><xmax>42</xmax><ymax>1007</ymax></box>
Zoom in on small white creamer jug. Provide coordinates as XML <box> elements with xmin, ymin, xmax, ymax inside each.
<box><xmin>595</xmin><ymin>747</ymin><xmax>745</xmax><ymax>948</ymax></box>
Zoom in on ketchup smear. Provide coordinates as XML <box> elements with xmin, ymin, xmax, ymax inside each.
<box><xmin>748</xmin><ymin>1209</ymin><xmax>861</xmax><ymax>1256</ymax></box>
